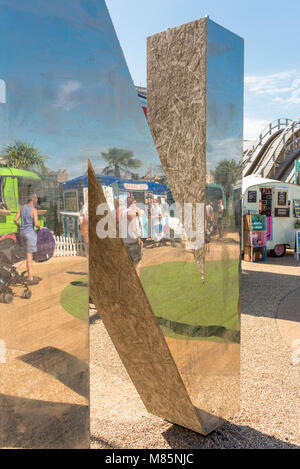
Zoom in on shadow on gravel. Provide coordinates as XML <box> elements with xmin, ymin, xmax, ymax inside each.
<box><xmin>90</xmin><ymin>435</ymin><xmax>116</xmax><ymax>449</ymax></box>
<box><xmin>0</xmin><ymin>393</ymin><xmax>89</xmax><ymax>449</ymax></box>
<box><xmin>162</xmin><ymin>422</ymin><xmax>299</xmax><ymax>449</ymax></box>
<box><xmin>90</xmin><ymin>311</ymin><xmax>101</xmax><ymax>324</ymax></box>
<box><xmin>241</xmin><ymin>270</ymin><xmax>300</xmax><ymax>322</ymax></box>
<box><xmin>261</xmin><ymin>251</ymin><xmax>298</xmax><ymax>268</ymax></box>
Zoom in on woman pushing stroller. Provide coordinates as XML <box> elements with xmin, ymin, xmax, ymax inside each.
<box><xmin>14</xmin><ymin>193</ymin><xmax>41</xmax><ymax>285</ymax></box>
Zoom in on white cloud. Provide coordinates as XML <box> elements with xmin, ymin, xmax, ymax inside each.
<box><xmin>244</xmin><ymin>117</ymin><xmax>269</xmax><ymax>140</ymax></box>
<box><xmin>245</xmin><ymin>70</ymin><xmax>300</xmax><ymax>105</ymax></box>
<box><xmin>54</xmin><ymin>80</ymin><xmax>82</xmax><ymax>110</ymax></box>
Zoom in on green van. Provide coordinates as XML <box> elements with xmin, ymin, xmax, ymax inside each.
<box><xmin>0</xmin><ymin>167</ymin><xmax>46</xmax><ymax>235</ymax></box>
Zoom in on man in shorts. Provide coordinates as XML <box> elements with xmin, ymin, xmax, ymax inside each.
<box><xmin>14</xmin><ymin>194</ymin><xmax>41</xmax><ymax>284</ymax></box>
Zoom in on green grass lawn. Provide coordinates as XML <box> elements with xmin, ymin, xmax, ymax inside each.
<box><xmin>60</xmin><ymin>277</ymin><xmax>88</xmax><ymax>322</ymax></box>
<box><xmin>140</xmin><ymin>259</ymin><xmax>240</xmax><ymax>342</ymax></box>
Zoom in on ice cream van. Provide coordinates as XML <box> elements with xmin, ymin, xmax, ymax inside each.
<box><xmin>240</xmin><ymin>176</ymin><xmax>300</xmax><ymax>257</ymax></box>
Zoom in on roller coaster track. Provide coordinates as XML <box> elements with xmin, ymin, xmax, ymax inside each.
<box><xmin>242</xmin><ymin>118</ymin><xmax>291</xmax><ymax>176</ymax></box>
<box><xmin>242</xmin><ymin>117</ymin><xmax>300</xmax><ymax>183</ymax></box>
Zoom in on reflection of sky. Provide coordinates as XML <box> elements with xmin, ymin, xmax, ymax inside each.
<box><xmin>206</xmin><ymin>19</ymin><xmax>244</xmax><ymax>172</ymax></box>
<box><xmin>0</xmin><ymin>0</ymin><xmax>160</xmax><ymax>178</ymax></box>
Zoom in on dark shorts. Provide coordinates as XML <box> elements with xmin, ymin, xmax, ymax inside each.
<box><xmin>126</xmin><ymin>241</ymin><xmax>142</xmax><ymax>265</ymax></box>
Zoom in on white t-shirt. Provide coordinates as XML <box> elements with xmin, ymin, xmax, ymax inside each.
<box><xmin>217</xmin><ymin>203</ymin><xmax>224</xmax><ymax>218</ymax></box>
<box><xmin>151</xmin><ymin>204</ymin><xmax>162</xmax><ymax>225</ymax></box>
<box><xmin>206</xmin><ymin>204</ymin><xmax>213</xmax><ymax>218</ymax></box>
<box><xmin>120</xmin><ymin>207</ymin><xmax>140</xmax><ymax>244</ymax></box>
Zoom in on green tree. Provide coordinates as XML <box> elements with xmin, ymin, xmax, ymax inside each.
<box><xmin>3</xmin><ymin>141</ymin><xmax>47</xmax><ymax>171</ymax></box>
<box><xmin>101</xmin><ymin>148</ymin><xmax>141</xmax><ymax>178</ymax></box>
<box><xmin>214</xmin><ymin>159</ymin><xmax>241</xmax><ymax>207</ymax></box>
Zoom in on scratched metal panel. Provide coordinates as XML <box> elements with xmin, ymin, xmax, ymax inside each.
<box><xmin>147</xmin><ymin>18</ymin><xmax>243</xmax><ymax>427</ymax></box>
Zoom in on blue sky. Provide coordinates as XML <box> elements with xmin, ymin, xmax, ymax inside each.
<box><xmin>206</xmin><ymin>19</ymin><xmax>243</xmax><ymax>170</ymax></box>
<box><xmin>106</xmin><ymin>0</ymin><xmax>300</xmax><ymax>141</ymax></box>
<box><xmin>0</xmin><ymin>0</ymin><xmax>294</xmax><ymax>175</ymax></box>
<box><xmin>0</xmin><ymin>0</ymin><xmax>160</xmax><ymax>177</ymax></box>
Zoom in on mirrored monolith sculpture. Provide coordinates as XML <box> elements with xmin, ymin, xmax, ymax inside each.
<box><xmin>147</xmin><ymin>18</ymin><xmax>243</xmax><ymax>429</ymax></box>
<box><xmin>0</xmin><ymin>0</ymin><xmax>100</xmax><ymax>448</ymax></box>
<box><xmin>88</xmin><ymin>8</ymin><xmax>243</xmax><ymax>436</ymax></box>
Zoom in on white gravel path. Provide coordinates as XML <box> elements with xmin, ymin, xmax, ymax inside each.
<box><xmin>90</xmin><ymin>254</ymin><xmax>300</xmax><ymax>449</ymax></box>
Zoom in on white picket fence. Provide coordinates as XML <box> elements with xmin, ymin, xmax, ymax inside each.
<box><xmin>54</xmin><ymin>235</ymin><xmax>87</xmax><ymax>257</ymax></box>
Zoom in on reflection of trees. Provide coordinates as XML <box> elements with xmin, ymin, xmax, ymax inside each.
<box><xmin>101</xmin><ymin>148</ymin><xmax>141</xmax><ymax>178</ymax></box>
<box><xmin>3</xmin><ymin>141</ymin><xmax>47</xmax><ymax>171</ymax></box>
<box><xmin>213</xmin><ymin>159</ymin><xmax>241</xmax><ymax>208</ymax></box>
<box><xmin>2</xmin><ymin>141</ymin><xmax>64</xmax><ymax>234</ymax></box>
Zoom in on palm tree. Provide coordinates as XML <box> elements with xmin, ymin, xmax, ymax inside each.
<box><xmin>101</xmin><ymin>148</ymin><xmax>141</xmax><ymax>178</ymax></box>
<box><xmin>214</xmin><ymin>159</ymin><xmax>241</xmax><ymax>206</ymax></box>
<box><xmin>3</xmin><ymin>141</ymin><xmax>47</xmax><ymax>171</ymax></box>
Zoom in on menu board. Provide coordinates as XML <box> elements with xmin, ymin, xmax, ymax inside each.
<box><xmin>248</xmin><ymin>190</ymin><xmax>257</xmax><ymax>203</ymax></box>
<box><xmin>275</xmin><ymin>208</ymin><xmax>290</xmax><ymax>217</ymax></box>
<box><xmin>261</xmin><ymin>187</ymin><xmax>272</xmax><ymax>217</ymax></box>
<box><xmin>277</xmin><ymin>190</ymin><xmax>288</xmax><ymax>207</ymax></box>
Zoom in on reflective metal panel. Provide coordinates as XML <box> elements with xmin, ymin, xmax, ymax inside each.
<box><xmin>0</xmin><ymin>0</ymin><xmax>117</xmax><ymax>448</ymax></box>
<box><xmin>147</xmin><ymin>18</ymin><xmax>243</xmax><ymax>430</ymax></box>
<box><xmin>201</xmin><ymin>18</ymin><xmax>243</xmax><ymax>418</ymax></box>
<box><xmin>86</xmin><ymin>2</ymin><xmax>206</xmax><ymax>434</ymax></box>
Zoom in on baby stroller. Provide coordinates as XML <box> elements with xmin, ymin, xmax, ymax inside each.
<box><xmin>0</xmin><ymin>233</ymin><xmax>32</xmax><ymax>303</ymax></box>
<box><xmin>0</xmin><ymin>228</ymin><xmax>55</xmax><ymax>304</ymax></box>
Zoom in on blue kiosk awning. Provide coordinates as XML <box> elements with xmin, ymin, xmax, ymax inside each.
<box><xmin>62</xmin><ymin>174</ymin><xmax>167</xmax><ymax>195</ymax></box>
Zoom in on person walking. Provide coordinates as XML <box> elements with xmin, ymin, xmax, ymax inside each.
<box><xmin>217</xmin><ymin>199</ymin><xmax>225</xmax><ymax>238</ymax></box>
<box><xmin>150</xmin><ymin>199</ymin><xmax>163</xmax><ymax>243</ymax></box>
<box><xmin>14</xmin><ymin>194</ymin><xmax>41</xmax><ymax>284</ymax></box>
<box><xmin>120</xmin><ymin>197</ymin><xmax>143</xmax><ymax>276</ymax></box>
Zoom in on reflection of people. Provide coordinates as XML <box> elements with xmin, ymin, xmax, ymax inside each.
<box><xmin>151</xmin><ymin>199</ymin><xmax>162</xmax><ymax>242</ymax></box>
<box><xmin>217</xmin><ymin>199</ymin><xmax>224</xmax><ymax>238</ymax></box>
<box><xmin>79</xmin><ymin>200</ymin><xmax>88</xmax><ymax>244</ymax></box>
<box><xmin>14</xmin><ymin>194</ymin><xmax>41</xmax><ymax>284</ymax></box>
<box><xmin>121</xmin><ymin>197</ymin><xmax>143</xmax><ymax>276</ymax></box>
<box><xmin>206</xmin><ymin>201</ymin><xmax>214</xmax><ymax>221</ymax></box>
<box><xmin>114</xmin><ymin>197</ymin><xmax>123</xmax><ymax>222</ymax></box>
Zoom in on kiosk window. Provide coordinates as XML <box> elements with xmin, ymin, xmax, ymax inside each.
<box><xmin>64</xmin><ymin>191</ymin><xmax>78</xmax><ymax>212</ymax></box>
<box><xmin>248</xmin><ymin>190</ymin><xmax>257</xmax><ymax>203</ymax></box>
<box><xmin>277</xmin><ymin>191</ymin><xmax>287</xmax><ymax>207</ymax></box>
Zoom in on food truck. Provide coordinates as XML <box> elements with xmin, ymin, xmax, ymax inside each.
<box><xmin>60</xmin><ymin>174</ymin><xmax>173</xmax><ymax>240</ymax></box>
<box><xmin>0</xmin><ymin>167</ymin><xmax>46</xmax><ymax>235</ymax></box>
<box><xmin>240</xmin><ymin>175</ymin><xmax>300</xmax><ymax>257</ymax></box>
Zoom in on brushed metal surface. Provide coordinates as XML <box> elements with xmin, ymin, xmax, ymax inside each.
<box><xmin>147</xmin><ymin>18</ymin><xmax>243</xmax><ymax>426</ymax></box>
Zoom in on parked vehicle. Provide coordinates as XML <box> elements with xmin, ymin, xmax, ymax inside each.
<box><xmin>0</xmin><ymin>167</ymin><xmax>46</xmax><ymax>235</ymax></box>
<box><xmin>237</xmin><ymin>176</ymin><xmax>300</xmax><ymax>257</ymax></box>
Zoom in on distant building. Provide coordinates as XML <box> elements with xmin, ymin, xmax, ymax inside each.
<box><xmin>46</xmin><ymin>169</ymin><xmax>69</xmax><ymax>186</ymax></box>
<box><xmin>135</xmin><ymin>86</ymin><xmax>147</xmax><ymax>118</ymax></box>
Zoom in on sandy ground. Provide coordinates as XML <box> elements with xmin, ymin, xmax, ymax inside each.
<box><xmin>0</xmin><ymin>256</ymin><xmax>89</xmax><ymax>449</ymax></box>
<box><xmin>90</xmin><ymin>250</ymin><xmax>300</xmax><ymax>449</ymax></box>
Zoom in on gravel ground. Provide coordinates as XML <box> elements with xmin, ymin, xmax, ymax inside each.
<box><xmin>90</xmin><ymin>253</ymin><xmax>300</xmax><ymax>449</ymax></box>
